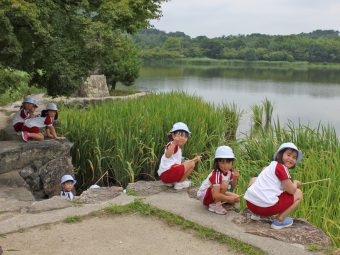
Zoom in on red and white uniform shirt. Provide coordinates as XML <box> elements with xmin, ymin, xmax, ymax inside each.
<box><xmin>197</xmin><ymin>169</ymin><xmax>233</xmax><ymax>200</ymax></box>
<box><xmin>157</xmin><ymin>142</ymin><xmax>182</xmax><ymax>176</ymax></box>
<box><xmin>244</xmin><ymin>161</ymin><xmax>291</xmax><ymax>207</ymax></box>
<box><xmin>24</xmin><ymin>115</ymin><xmax>53</xmax><ymax>129</ymax></box>
<box><xmin>12</xmin><ymin>109</ymin><xmax>31</xmax><ymax>126</ymax></box>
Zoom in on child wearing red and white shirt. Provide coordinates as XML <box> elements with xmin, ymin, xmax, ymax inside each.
<box><xmin>244</xmin><ymin>142</ymin><xmax>303</xmax><ymax>229</ymax></box>
<box><xmin>197</xmin><ymin>146</ymin><xmax>240</xmax><ymax>215</ymax></box>
<box><xmin>12</xmin><ymin>96</ymin><xmax>37</xmax><ymax>132</ymax></box>
<box><xmin>158</xmin><ymin>122</ymin><xmax>201</xmax><ymax>190</ymax></box>
<box><xmin>21</xmin><ymin>103</ymin><xmax>65</xmax><ymax>142</ymax></box>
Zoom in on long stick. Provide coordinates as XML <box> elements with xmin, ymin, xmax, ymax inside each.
<box><xmin>94</xmin><ymin>171</ymin><xmax>108</xmax><ymax>185</ymax></box>
<box><xmin>301</xmin><ymin>178</ymin><xmax>330</xmax><ymax>185</ymax></box>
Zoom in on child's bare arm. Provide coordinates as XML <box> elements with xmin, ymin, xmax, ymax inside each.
<box><xmin>232</xmin><ymin>169</ymin><xmax>239</xmax><ymax>190</ymax></box>
<box><xmin>165</xmin><ymin>142</ymin><xmax>177</xmax><ymax>158</ymax></box>
<box><xmin>282</xmin><ymin>179</ymin><xmax>301</xmax><ymax>194</ymax></box>
<box><xmin>211</xmin><ymin>186</ymin><xmax>240</xmax><ymax>203</ymax></box>
<box><xmin>47</xmin><ymin>126</ymin><xmax>65</xmax><ymax>140</ymax></box>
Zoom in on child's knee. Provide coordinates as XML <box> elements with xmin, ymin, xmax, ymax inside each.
<box><xmin>295</xmin><ymin>188</ymin><xmax>303</xmax><ymax>201</ymax></box>
<box><xmin>248</xmin><ymin>177</ymin><xmax>257</xmax><ymax>187</ymax></box>
<box><xmin>220</xmin><ymin>181</ymin><xmax>229</xmax><ymax>190</ymax></box>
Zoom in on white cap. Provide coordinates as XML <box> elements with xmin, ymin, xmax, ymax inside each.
<box><xmin>215</xmin><ymin>146</ymin><xmax>236</xmax><ymax>159</ymax></box>
<box><xmin>46</xmin><ymin>103</ymin><xmax>58</xmax><ymax>111</ymax></box>
<box><xmin>61</xmin><ymin>175</ymin><xmax>77</xmax><ymax>185</ymax></box>
<box><xmin>89</xmin><ymin>184</ymin><xmax>100</xmax><ymax>189</ymax></box>
<box><xmin>169</xmin><ymin>122</ymin><xmax>191</xmax><ymax>134</ymax></box>
<box><xmin>273</xmin><ymin>142</ymin><xmax>302</xmax><ymax>164</ymax></box>
<box><xmin>23</xmin><ymin>97</ymin><xmax>38</xmax><ymax>107</ymax></box>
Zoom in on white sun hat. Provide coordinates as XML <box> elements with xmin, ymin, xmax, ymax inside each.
<box><xmin>215</xmin><ymin>146</ymin><xmax>236</xmax><ymax>159</ymax></box>
<box><xmin>273</xmin><ymin>142</ymin><xmax>302</xmax><ymax>164</ymax></box>
<box><xmin>46</xmin><ymin>103</ymin><xmax>58</xmax><ymax>111</ymax></box>
<box><xmin>23</xmin><ymin>96</ymin><xmax>38</xmax><ymax>107</ymax></box>
<box><xmin>169</xmin><ymin>122</ymin><xmax>191</xmax><ymax>135</ymax></box>
<box><xmin>61</xmin><ymin>175</ymin><xmax>77</xmax><ymax>185</ymax></box>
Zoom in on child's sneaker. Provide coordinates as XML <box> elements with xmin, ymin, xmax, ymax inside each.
<box><xmin>250</xmin><ymin>213</ymin><xmax>261</xmax><ymax>221</ymax></box>
<box><xmin>208</xmin><ymin>202</ymin><xmax>227</xmax><ymax>215</ymax></box>
<box><xmin>21</xmin><ymin>131</ymin><xmax>29</xmax><ymax>142</ymax></box>
<box><xmin>174</xmin><ymin>180</ymin><xmax>191</xmax><ymax>190</ymax></box>
<box><xmin>271</xmin><ymin>217</ymin><xmax>293</xmax><ymax>229</ymax></box>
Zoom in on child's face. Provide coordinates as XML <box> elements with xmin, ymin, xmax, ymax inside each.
<box><xmin>62</xmin><ymin>181</ymin><xmax>74</xmax><ymax>192</ymax></box>
<box><xmin>172</xmin><ymin>131</ymin><xmax>189</xmax><ymax>145</ymax></box>
<box><xmin>217</xmin><ymin>159</ymin><xmax>233</xmax><ymax>173</ymax></box>
<box><xmin>47</xmin><ymin>110</ymin><xmax>57</xmax><ymax>118</ymax></box>
<box><xmin>282</xmin><ymin>149</ymin><xmax>297</xmax><ymax>168</ymax></box>
<box><xmin>23</xmin><ymin>102</ymin><xmax>35</xmax><ymax>111</ymax></box>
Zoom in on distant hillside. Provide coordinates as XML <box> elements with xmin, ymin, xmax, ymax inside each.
<box><xmin>133</xmin><ymin>29</ymin><xmax>340</xmax><ymax>63</ymax></box>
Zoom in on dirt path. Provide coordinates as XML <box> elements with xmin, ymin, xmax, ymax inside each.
<box><xmin>1</xmin><ymin>214</ymin><xmax>234</xmax><ymax>255</ymax></box>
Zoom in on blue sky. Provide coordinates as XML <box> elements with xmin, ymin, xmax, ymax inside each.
<box><xmin>150</xmin><ymin>0</ymin><xmax>340</xmax><ymax>38</ymax></box>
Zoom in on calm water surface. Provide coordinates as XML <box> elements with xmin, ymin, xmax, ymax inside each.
<box><xmin>127</xmin><ymin>65</ymin><xmax>340</xmax><ymax>136</ymax></box>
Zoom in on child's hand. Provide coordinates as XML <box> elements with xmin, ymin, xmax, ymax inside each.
<box><xmin>193</xmin><ymin>155</ymin><xmax>201</xmax><ymax>162</ymax></box>
<box><xmin>233</xmin><ymin>169</ymin><xmax>239</xmax><ymax>179</ymax></box>
<box><xmin>233</xmin><ymin>195</ymin><xmax>241</xmax><ymax>202</ymax></box>
<box><xmin>294</xmin><ymin>180</ymin><xmax>302</xmax><ymax>188</ymax></box>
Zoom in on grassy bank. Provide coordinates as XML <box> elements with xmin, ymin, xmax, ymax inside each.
<box><xmin>60</xmin><ymin>92</ymin><xmax>339</xmax><ymax>248</ymax></box>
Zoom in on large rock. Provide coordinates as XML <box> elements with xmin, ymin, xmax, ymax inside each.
<box><xmin>232</xmin><ymin>209</ymin><xmax>333</xmax><ymax>247</ymax></box>
<box><xmin>28</xmin><ymin>196</ymin><xmax>73</xmax><ymax>213</ymax></box>
<box><xmin>0</xmin><ymin>140</ymin><xmax>75</xmax><ymax>198</ymax></box>
<box><xmin>126</xmin><ymin>180</ymin><xmax>169</xmax><ymax>196</ymax></box>
<box><xmin>78</xmin><ymin>75</ymin><xmax>110</xmax><ymax>98</ymax></box>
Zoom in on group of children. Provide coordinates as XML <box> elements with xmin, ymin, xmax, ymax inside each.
<box><xmin>13</xmin><ymin>98</ymin><xmax>302</xmax><ymax>229</ymax></box>
<box><xmin>158</xmin><ymin>122</ymin><xmax>303</xmax><ymax>230</ymax></box>
<box><xmin>12</xmin><ymin>96</ymin><xmax>64</xmax><ymax>142</ymax></box>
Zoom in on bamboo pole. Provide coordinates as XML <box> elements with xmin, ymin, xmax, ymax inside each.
<box><xmin>301</xmin><ymin>178</ymin><xmax>331</xmax><ymax>185</ymax></box>
<box><xmin>94</xmin><ymin>171</ymin><xmax>108</xmax><ymax>185</ymax></box>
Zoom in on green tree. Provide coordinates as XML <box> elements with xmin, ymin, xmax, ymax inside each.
<box><xmin>0</xmin><ymin>0</ymin><xmax>166</xmax><ymax>96</ymax></box>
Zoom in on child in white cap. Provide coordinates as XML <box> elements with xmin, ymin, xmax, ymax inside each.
<box><xmin>12</xmin><ymin>96</ymin><xmax>38</xmax><ymax>132</ymax></box>
<box><xmin>60</xmin><ymin>175</ymin><xmax>76</xmax><ymax>200</ymax></box>
<box><xmin>157</xmin><ymin>122</ymin><xmax>201</xmax><ymax>190</ymax></box>
<box><xmin>244</xmin><ymin>142</ymin><xmax>303</xmax><ymax>229</ymax></box>
<box><xmin>21</xmin><ymin>103</ymin><xmax>65</xmax><ymax>142</ymax></box>
<box><xmin>197</xmin><ymin>146</ymin><xmax>241</xmax><ymax>215</ymax></box>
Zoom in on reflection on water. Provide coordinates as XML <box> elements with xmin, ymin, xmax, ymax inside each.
<box><xmin>127</xmin><ymin>64</ymin><xmax>340</xmax><ymax>136</ymax></box>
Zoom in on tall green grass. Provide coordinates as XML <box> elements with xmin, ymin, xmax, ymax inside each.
<box><xmin>60</xmin><ymin>92</ymin><xmax>240</xmax><ymax>189</ymax></box>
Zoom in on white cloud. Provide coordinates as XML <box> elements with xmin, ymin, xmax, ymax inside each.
<box><xmin>150</xmin><ymin>0</ymin><xmax>340</xmax><ymax>37</ymax></box>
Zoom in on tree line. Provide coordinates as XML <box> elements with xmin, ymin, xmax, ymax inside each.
<box><xmin>0</xmin><ymin>0</ymin><xmax>165</xmax><ymax>96</ymax></box>
<box><xmin>134</xmin><ymin>29</ymin><xmax>340</xmax><ymax>63</ymax></box>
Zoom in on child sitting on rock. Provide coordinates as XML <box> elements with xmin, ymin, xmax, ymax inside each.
<box><xmin>60</xmin><ymin>175</ymin><xmax>76</xmax><ymax>200</ymax></box>
<box><xmin>12</xmin><ymin>96</ymin><xmax>38</xmax><ymax>132</ymax></box>
<box><xmin>244</xmin><ymin>142</ymin><xmax>303</xmax><ymax>229</ymax></box>
<box><xmin>21</xmin><ymin>103</ymin><xmax>65</xmax><ymax>142</ymax></box>
<box><xmin>197</xmin><ymin>146</ymin><xmax>241</xmax><ymax>215</ymax></box>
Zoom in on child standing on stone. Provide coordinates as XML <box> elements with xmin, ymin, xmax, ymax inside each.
<box><xmin>197</xmin><ymin>146</ymin><xmax>240</xmax><ymax>215</ymax></box>
<box><xmin>12</xmin><ymin>96</ymin><xmax>38</xmax><ymax>132</ymax></box>
<box><xmin>158</xmin><ymin>122</ymin><xmax>201</xmax><ymax>190</ymax></box>
<box><xmin>60</xmin><ymin>175</ymin><xmax>76</xmax><ymax>200</ymax></box>
<box><xmin>244</xmin><ymin>142</ymin><xmax>303</xmax><ymax>229</ymax></box>
<box><xmin>21</xmin><ymin>103</ymin><xmax>65</xmax><ymax>142</ymax></box>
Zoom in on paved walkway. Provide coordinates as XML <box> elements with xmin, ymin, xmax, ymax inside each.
<box><xmin>0</xmin><ymin>191</ymin><xmax>321</xmax><ymax>255</ymax></box>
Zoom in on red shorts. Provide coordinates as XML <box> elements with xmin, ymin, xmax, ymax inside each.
<box><xmin>160</xmin><ymin>164</ymin><xmax>185</xmax><ymax>183</ymax></box>
<box><xmin>203</xmin><ymin>187</ymin><xmax>214</xmax><ymax>206</ymax></box>
<box><xmin>22</xmin><ymin>125</ymin><xmax>40</xmax><ymax>134</ymax></box>
<box><xmin>13</xmin><ymin>122</ymin><xmax>24</xmax><ymax>132</ymax></box>
<box><xmin>246</xmin><ymin>192</ymin><xmax>294</xmax><ymax>216</ymax></box>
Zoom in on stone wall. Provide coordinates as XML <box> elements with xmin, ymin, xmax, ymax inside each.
<box><xmin>78</xmin><ymin>75</ymin><xmax>110</xmax><ymax>98</ymax></box>
<box><xmin>0</xmin><ymin>140</ymin><xmax>74</xmax><ymax>199</ymax></box>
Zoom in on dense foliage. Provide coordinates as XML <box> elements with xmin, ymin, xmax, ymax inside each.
<box><xmin>0</xmin><ymin>0</ymin><xmax>166</xmax><ymax>96</ymax></box>
<box><xmin>134</xmin><ymin>29</ymin><xmax>340</xmax><ymax>63</ymax></box>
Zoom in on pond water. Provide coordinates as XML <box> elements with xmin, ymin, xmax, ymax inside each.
<box><xmin>125</xmin><ymin>64</ymin><xmax>340</xmax><ymax>136</ymax></box>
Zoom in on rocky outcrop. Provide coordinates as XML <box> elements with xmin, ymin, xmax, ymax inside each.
<box><xmin>0</xmin><ymin>140</ymin><xmax>74</xmax><ymax>199</ymax></box>
<box><xmin>232</xmin><ymin>209</ymin><xmax>333</xmax><ymax>247</ymax></box>
<box><xmin>78</xmin><ymin>75</ymin><xmax>110</xmax><ymax>98</ymax></box>
<box><xmin>77</xmin><ymin>186</ymin><xmax>123</xmax><ymax>204</ymax></box>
